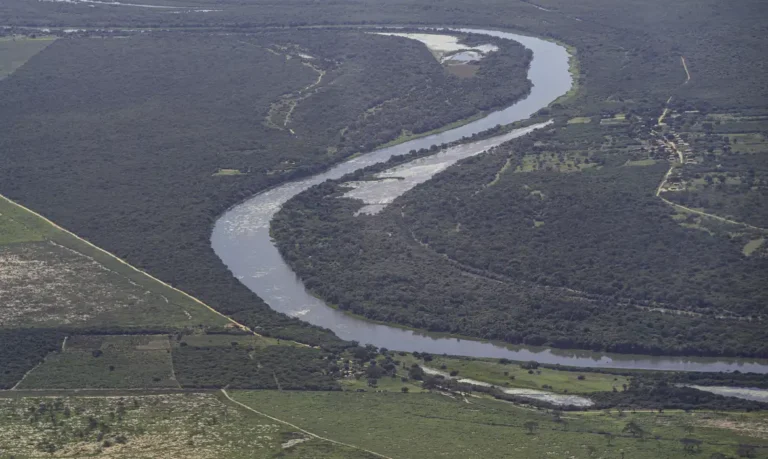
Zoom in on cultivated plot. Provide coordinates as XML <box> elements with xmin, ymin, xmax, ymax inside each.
<box><xmin>17</xmin><ymin>335</ymin><xmax>178</xmax><ymax>390</ymax></box>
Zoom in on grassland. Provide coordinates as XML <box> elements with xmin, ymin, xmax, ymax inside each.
<box><xmin>0</xmin><ymin>195</ymin><xmax>231</xmax><ymax>330</ymax></box>
<box><xmin>0</xmin><ymin>36</ymin><xmax>55</xmax><ymax>80</ymax></box>
<box><xmin>0</xmin><ymin>392</ymin><xmax>378</xmax><ymax>458</ymax></box>
<box><xmin>744</xmin><ymin>238</ymin><xmax>766</xmax><ymax>256</ymax></box>
<box><xmin>400</xmin><ymin>354</ymin><xmax>629</xmax><ymax>394</ymax></box>
<box><xmin>17</xmin><ymin>335</ymin><xmax>179</xmax><ymax>390</ymax></box>
<box><xmin>567</xmin><ymin>116</ymin><xmax>592</xmax><ymax>124</ymax></box>
<box><xmin>514</xmin><ymin>150</ymin><xmax>598</xmax><ymax>173</ymax></box>
<box><xmin>175</xmin><ymin>333</ymin><xmax>281</xmax><ymax>349</ymax></box>
<box><xmin>339</xmin><ymin>372</ymin><xmax>426</xmax><ymax>393</ymax></box>
<box><xmin>0</xmin><ymin>209</ymin><xmax>43</xmax><ymax>244</ymax></box>
<box><xmin>233</xmin><ymin>391</ymin><xmax>768</xmax><ymax>459</ymax></box>
<box><xmin>213</xmin><ymin>168</ymin><xmax>245</xmax><ymax>176</ymax></box>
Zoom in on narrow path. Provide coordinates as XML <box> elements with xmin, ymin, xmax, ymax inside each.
<box><xmin>167</xmin><ymin>336</ymin><xmax>183</xmax><ymax>389</ymax></box>
<box><xmin>651</xmin><ymin>126</ymin><xmax>766</xmax><ymax>231</ymax></box>
<box><xmin>283</xmin><ymin>62</ymin><xmax>325</xmax><ymax>128</ymax></box>
<box><xmin>220</xmin><ymin>389</ymin><xmax>394</xmax><ymax>459</ymax></box>
<box><xmin>657</xmin><ymin>96</ymin><xmax>673</xmax><ymax>125</ymax></box>
<box><xmin>660</xmin><ymin>195</ymin><xmax>768</xmax><ymax>231</ymax></box>
<box><xmin>681</xmin><ymin>56</ymin><xmax>691</xmax><ymax>83</ymax></box>
<box><xmin>10</xmin><ymin>362</ymin><xmax>42</xmax><ymax>390</ymax></box>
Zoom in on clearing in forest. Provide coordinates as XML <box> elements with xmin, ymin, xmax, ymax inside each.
<box><xmin>0</xmin><ymin>35</ymin><xmax>55</xmax><ymax>79</ymax></box>
<box><xmin>0</xmin><ymin>196</ymin><xmax>230</xmax><ymax>330</ymax></box>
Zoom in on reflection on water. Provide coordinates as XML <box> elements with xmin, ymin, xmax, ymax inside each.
<box><xmin>211</xmin><ymin>27</ymin><xmax>768</xmax><ymax>373</ymax></box>
<box><xmin>343</xmin><ymin>121</ymin><xmax>551</xmax><ymax>215</ymax></box>
<box><xmin>686</xmin><ymin>385</ymin><xmax>768</xmax><ymax>403</ymax></box>
<box><xmin>422</xmin><ymin>366</ymin><xmax>593</xmax><ymax>406</ymax></box>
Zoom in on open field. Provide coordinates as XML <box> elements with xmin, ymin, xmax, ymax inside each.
<box><xmin>514</xmin><ymin>150</ymin><xmax>599</xmax><ymax>173</ymax></box>
<box><xmin>0</xmin><ymin>36</ymin><xmax>55</xmax><ymax>79</ymax></box>
<box><xmin>174</xmin><ymin>333</ymin><xmax>281</xmax><ymax>349</ymax></box>
<box><xmin>0</xmin><ymin>392</ymin><xmax>378</xmax><ymax>458</ymax></box>
<box><xmin>567</xmin><ymin>116</ymin><xmax>592</xmax><ymax>124</ymax></box>
<box><xmin>400</xmin><ymin>354</ymin><xmax>629</xmax><ymax>394</ymax></box>
<box><xmin>0</xmin><ymin>241</ymin><xmax>201</xmax><ymax>329</ymax></box>
<box><xmin>233</xmin><ymin>391</ymin><xmax>768</xmax><ymax>459</ymax></box>
<box><xmin>0</xmin><ymin>196</ymin><xmax>231</xmax><ymax>330</ymax></box>
<box><xmin>17</xmin><ymin>335</ymin><xmax>178</xmax><ymax>390</ymax></box>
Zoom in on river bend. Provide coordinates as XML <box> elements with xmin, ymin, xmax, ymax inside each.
<box><xmin>211</xmin><ymin>28</ymin><xmax>768</xmax><ymax>373</ymax></box>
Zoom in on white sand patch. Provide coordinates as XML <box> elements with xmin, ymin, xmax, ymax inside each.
<box><xmin>685</xmin><ymin>385</ymin><xmax>768</xmax><ymax>403</ymax></box>
<box><xmin>340</xmin><ymin>121</ymin><xmax>552</xmax><ymax>215</ymax></box>
<box><xmin>422</xmin><ymin>366</ymin><xmax>593</xmax><ymax>407</ymax></box>
<box><xmin>374</xmin><ymin>32</ymin><xmax>498</xmax><ymax>62</ymax></box>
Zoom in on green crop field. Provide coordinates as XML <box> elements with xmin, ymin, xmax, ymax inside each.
<box><xmin>17</xmin><ymin>335</ymin><xmax>179</xmax><ymax>390</ymax></box>
<box><xmin>233</xmin><ymin>391</ymin><xmax>768</xmax><ymax>459</ymax></box>
<box><xmin>0</xmin><ymin>36</ymin><xmax>55</xmax><ymax>79</ymax></box>
<box><xmin>0</xmin><ymin>392</ymin><xmax>379</xmax><ymax>458</ymax></box>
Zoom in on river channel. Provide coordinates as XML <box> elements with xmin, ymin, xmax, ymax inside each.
<box><xmin>211</xmin><ymin>28</ymin><xmax>768</xmax><ymax>373</ymax></box>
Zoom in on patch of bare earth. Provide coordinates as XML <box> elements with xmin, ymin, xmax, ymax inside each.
<box><xmin>0</xmin><ymin>241</ymin><xmax>161</xmax><ymax>327</ymax></box>
<box><xmin>696</xmin><ymin>417</ymin><xmax>768</xmax><ymax>440</ymax></box>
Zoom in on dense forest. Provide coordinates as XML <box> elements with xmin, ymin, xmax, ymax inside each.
<box><xmin>173</xmin><ymin>344</ymin><xmax>339</xmax><ymax>390</ymax></box>
<box><xmin>272</xmin><ymin>118</ymin><xmax>768</xmax><ymax>357</ymax></box>
<box><xmin>400</xmin><ymin>147</ymin><xmax>767</xmax><ymax>315</ymax></box>
<box><xmin>0</xmin><ymin>29</ymin><xmax>530</xmax><ymax>349</ymax></box>
<box><xmin>1</xmin><ymin>0</ymin><xmax>767</xmax><ymax>365</ymax></box>
<box><xmin>3</xmin><ymin>0</ymin><xmax>766</xmax><ymax>111</ymax></box>
<box><xmin>0</xmin><ymin>329</ymin><xmax>65</xmax><ymax>389</ymax></box>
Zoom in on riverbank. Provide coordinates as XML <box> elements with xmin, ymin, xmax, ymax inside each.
<box><xmin>214</xmin><ymin>27</ymin><xmax>768</xmax><ymax>373</ymax></box>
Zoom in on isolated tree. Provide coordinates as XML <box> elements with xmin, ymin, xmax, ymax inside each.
<box><xmin>524</xmin><ymin>421</ymin><xmax>539</xmax><ymax>435</ymax></box>
<box><xmin>737</xmin><ymin>444</ymin><xmax>756</xmax><ymax>458</ymax></box>
<box><xmin>408</xmin><ymin>365</ymin><xmax>425</xmax><ymax>381</ymax></box>
<box><xmin>401</xmin><ymin>387</ymin><xmax>409</xmax><ymax>393</ymax></box>
<box><xmin>623</xmin><ymin>420</ymin><xmax>645</xmax><ymax>438</ymax></box>
<box><xmin>681</xmin><ymin>438</ymin><xmax>702</xmax><ymax>454</ymax></box>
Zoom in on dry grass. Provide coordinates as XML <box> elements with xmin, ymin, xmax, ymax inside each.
<box><xmin>0</xmin><ymin>392</ymin><xmax>372</xmax><ymax>458</ymax></box>
<box><xmin>0</xmin><ymin>242</ymin><xmax>188</xmax><ymax>328</ymax></box>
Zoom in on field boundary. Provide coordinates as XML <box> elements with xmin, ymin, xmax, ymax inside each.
<box><xmin>0</xmin><ymin>194</ymin><xmax>251</xmax><ymax>333</ymax></box>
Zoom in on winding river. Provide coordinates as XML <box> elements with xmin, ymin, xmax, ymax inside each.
<box><xmin>211</xmin><ymin>28</ymin><xmax>768</xmax><ymax>373</ymax></box>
